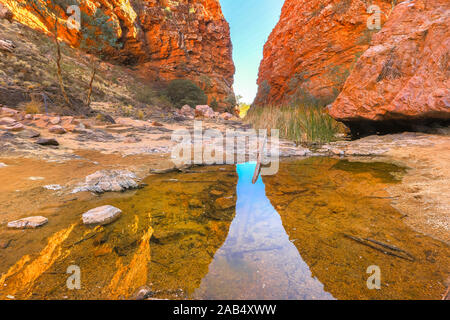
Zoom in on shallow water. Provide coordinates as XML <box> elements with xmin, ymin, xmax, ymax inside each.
<box><xmin>0</xmin><ymin>158</ymin><xmax>448</xmax><ymax>300</ymax></box>
<box><xmin>194</xmin><ymin>162</ymin><xmax>333</xmax><ymax>299</ymax></box>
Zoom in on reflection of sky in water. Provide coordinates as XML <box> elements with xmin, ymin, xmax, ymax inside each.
<box><xmin>194</xmin><ymin>162</ymin><xmax>334</xmax><ymax>300</ymax></box>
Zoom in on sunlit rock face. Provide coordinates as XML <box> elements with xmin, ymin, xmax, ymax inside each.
<box><xmin>254</xmin><ymin>0</ymin><xmax>394</xmax><ymax>106</ymax></box>
<box><xmin>329</xmin><ymin>0</ymin><xmax>450</xmax><ymax>132</ymax></box>
<box><xmin>2</xmin><ymin>0</ymin><xmax>235</xmax><ymax>105</ymax></box>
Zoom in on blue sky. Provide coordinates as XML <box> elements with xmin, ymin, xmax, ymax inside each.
<box><xmin>221</xmin><ymin>0</ymin><xmax>283</xmax><ymax>104</ymax></box>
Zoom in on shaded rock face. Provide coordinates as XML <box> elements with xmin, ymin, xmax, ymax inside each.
<box><xmin>254</xmin><ymin>0</ymin><xmax>395</xmax><ymax>106</ymax></box>
<box><xmin>329</xmin><ymin>0</ymin><xmax>450</xmax><ymax>133</ymax></box>
<box><xmin>2</xmin><ymin>0</ymin><xmax>234</xmax><ymax>105</ymax></box>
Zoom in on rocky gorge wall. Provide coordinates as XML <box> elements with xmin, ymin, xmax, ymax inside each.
<box><xmin>255</xmin><ymin>0</ymin><xmax>449</xmax><ymax>133</ymax></box>
<box><xmin>1</xmin><ymin>0</ymin><xmax>235</xmax><ymax>106</ymax></box>
<box><xmin>254</xmin><ymin>0</ymin><xmax>395</xmax><ymax>106</ymax></box>
<box><xmin>329</xmin><ymin>0</ymin><xmax>450</xmax><ymax>133</ymax></box>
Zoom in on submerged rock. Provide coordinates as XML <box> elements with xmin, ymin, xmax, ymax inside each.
<box><xmin>72</xmin><ymin>170</ymin><xmax>139</xmax><ymax>193</ymax></box>
<box><xmin>82</xmin><ymin>205</ymin><xmax>122</xmax><ymax>226</ymax></box>
<box><xmin>0</xmin><ymin>239</ymin><xmax>11</xmax><ymax>249</ymax></box>
<box><xmin>131</xmin><ymin>285</ymin><xmax>154</xmax><ymax>300</ymax></box>
<box><xmin>215</xmin><ymin>196</ymin><xmax>235</xmax><ymax>210</ymax></box>
<box><xmin>7</xmin><ymin>216</ymin><xmax>48</xmax><ymax>229</ymax></box>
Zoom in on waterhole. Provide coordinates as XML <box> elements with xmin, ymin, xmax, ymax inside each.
<box><xmin>0</xmin><ymin>158</ymin><xmax>448</xmax><ymax>300</ymax></box>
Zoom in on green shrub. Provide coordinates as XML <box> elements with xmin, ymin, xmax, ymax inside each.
<box><xmin>210</xmin><ymin>98</ymin><xmax>219</xmax><ymax>110</ymax></box>
<box><xmin>167</xmin><ymin>79</ymin><xmax>207</xmax><ymax>108</ymax></box>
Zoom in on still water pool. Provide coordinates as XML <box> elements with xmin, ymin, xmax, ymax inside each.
<box><xmin>0</xmin><ymin>158</ymin><xmax>448</xmax><ymax>299</ymax></box>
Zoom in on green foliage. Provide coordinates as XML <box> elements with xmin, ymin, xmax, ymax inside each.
<box><xmin>80</xmin><ymin>9</ymin><xmax>122</xmax><ymax>55</ymax></box>
<box><xmin>210</xmin><ymin>98</ymin><xmax>219</xmax><ymax>110</ymax></box>
<box><xmin>166</xmin><ymin>79</ymin><xmax>207</xmax><ymax>108</ymax></box>
<box><xmin>199</xmin><ymin>75</ymin><xmax>212</xmax><ymax>91</ymax></box>
<box><xmin>224</xmin><ymin>94</ymin><xmax>236</xmax><ymax>110</ymax></box>
<box><xmin>260</xmin><ymin>80</ymin><xmax>271</xmax><ymax>100</ymax></box>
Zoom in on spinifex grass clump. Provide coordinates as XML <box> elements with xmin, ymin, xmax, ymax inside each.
<box><xmin>245</xmin><ymin>103</ymin><xmax>345</xmax><ymax>144</ymax></box>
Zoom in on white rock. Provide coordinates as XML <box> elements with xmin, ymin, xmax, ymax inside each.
<box><xmin>195</xmin><ymin>105</ymin><xmax>216</xmax><ymax>118</ymax></box>
<box><xmin>0</xmin><ymin>162</ymin><xmax>7</xmax><ymax>168</ymax></box>
<box><xmin>28</xmin><ymin>176</ymin><xmax>45</xmax><ymax>180</ymax></box>
<box><xmin>82</xmin><ymin>205</ymin><xmax>122</xmax><ymax>225</ymax></box>
<box><xmin>72</xmin><ymin>170</ymin><xmax>138</xmax><ymax>193</ymax></box>
<box><xmin>178</xmin><ymin>105</ymin><xmax>195</xmax><ymax>118</ymax></box>
<box><xmin>43</xmin><ymin>184</ymin><xmax>62</xmax><ymax>191</ymax></box>
<box><xmin>7</xmin><ymin>216</ymin><xmax>48</xmax><ymax>229</ymax></box>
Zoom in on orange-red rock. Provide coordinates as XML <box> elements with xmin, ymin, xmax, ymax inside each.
<box><xmin>2</xmin><ymin>0</ymin><xmax>235</xmax><ymax>105</ymax></box>
<box><xmin>254</xmin><ymin>0</ymin><xmax>394</xmax><ymax>106</ymax></box>
<box><xmin>329</xmin><ymin>0</ymin><xmax>450</xmax><ymax>131</ymax></box>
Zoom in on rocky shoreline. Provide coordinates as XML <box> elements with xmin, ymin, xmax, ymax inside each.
<box><xmin>0</xmin><ymin>105</ymin><xmax>449</xmax><ymax>246</ymax></box>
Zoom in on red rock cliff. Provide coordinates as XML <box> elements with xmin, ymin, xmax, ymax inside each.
<box><xmin>1</xmin><ymin>0</ymin><xmax>235</xmax><ymax>105</ymax></box>
<box><xmin>329</xmin><ymin>0</ymin><xmax>450</xmax><ymax>132</ymax></box>
<box><xmin>254</xmin><ymin>0</ymin><xmax>394</xmax><ymax>106</ymax></box>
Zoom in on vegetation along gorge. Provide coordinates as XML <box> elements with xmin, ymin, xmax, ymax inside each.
<box><xmin>0</xmin><ymin>0</ymin><xmax>448</xmax><ymax>302</ymax></box>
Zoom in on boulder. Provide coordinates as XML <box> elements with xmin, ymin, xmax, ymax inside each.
<box><xmin>17</xmin><ymin>128</ymin><xmax>40</xmax><ymax>138</ymax></box>
<box><xmin>6</xmin><ymin>123</ymin><xmax>24</xmax><ymax>132</ymax></box>
<box><xmin>0</xmin><ymin>162</ymin><xmax>7</xmax><ymax>168</ymax></box>
<box><xmin>7</xmin><ymin>216</ymin><xmax>48</xmax><ymax>229</ymax></box>
<box><xmin>72</xmin><ymin>170</ymin><xmax>139</xmax><ymax>193</ymax></box>
<box><xmin>195</xmin><ymin>105</ymin><xmax>216</xmax><ymax>119</ymax></box>
<box><xmin>220</xmin><ymin>112</ymin><xmax>233</xmax><ymax>120</ymax></box>
<box><xmin>178</xmin><ymin>105</ymin><xmax>195</xmax><ymax>119</ymax></box>
<box><xmin>48</xmin><ymin>125</ymin><xmax>67</xmax><ymax>134</ymax></box>
<box><xmin>1</xmin><ymin>107</ymin><xmax>18</xmax><ymax>116</ymax></box>
<box><xmin>82</xmin><ymin>205</ymin><xmax>122</xmax><ymax>226</ymax></box>
<box><xmin>0</xmin><ymin>117</ymin><xmax>16</xmax><ymax>126</ymax></box>
<box><xmin>36</xmin><ymin>138</ymin><xmax>59</xmax><ymax>146</ymax></box>
<box><xmin>49</xmin><ymin>116</ymin><xmax>61</xmax><ymax>125</ymax></box>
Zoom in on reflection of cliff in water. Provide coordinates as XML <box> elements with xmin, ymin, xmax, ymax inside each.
<box><xmin>263</xmin><ymin>158</ymin><xmax>449</xmax><ymax>300</ymax></box>
<box><xmin>0</xmin><ymin>166</ymin><xmax>238</xmax><ymax>300</ymax></box>
<box><xmin>194</xmin><ymin>162</ymin><xmax>334</xmax><ymax>299</ymax></box>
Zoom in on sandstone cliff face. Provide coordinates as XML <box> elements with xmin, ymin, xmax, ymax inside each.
<box><xmin>254</xmin><ymin>0</ymin><xmax>395</xmax><ymax>106</ymax></box>
<box><xmin>1</xmin><ymin>0</ymin><xmax>235</xmax><ymax>105</ymax></box>
<box><xmin>329</xmin><ymin>0</ymin><xmax>450</xmax><ymax>131</ymax></box>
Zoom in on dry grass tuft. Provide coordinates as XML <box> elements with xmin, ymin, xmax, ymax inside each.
<box><xmin>23</xmin><ymin>99</ymin><xmax>43</xmax><ymax>114</ymax></box>
<box><xmin>244</xmin><ymin>103</ymin><xmax>346</xmax><ymax>144</ymax></box>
